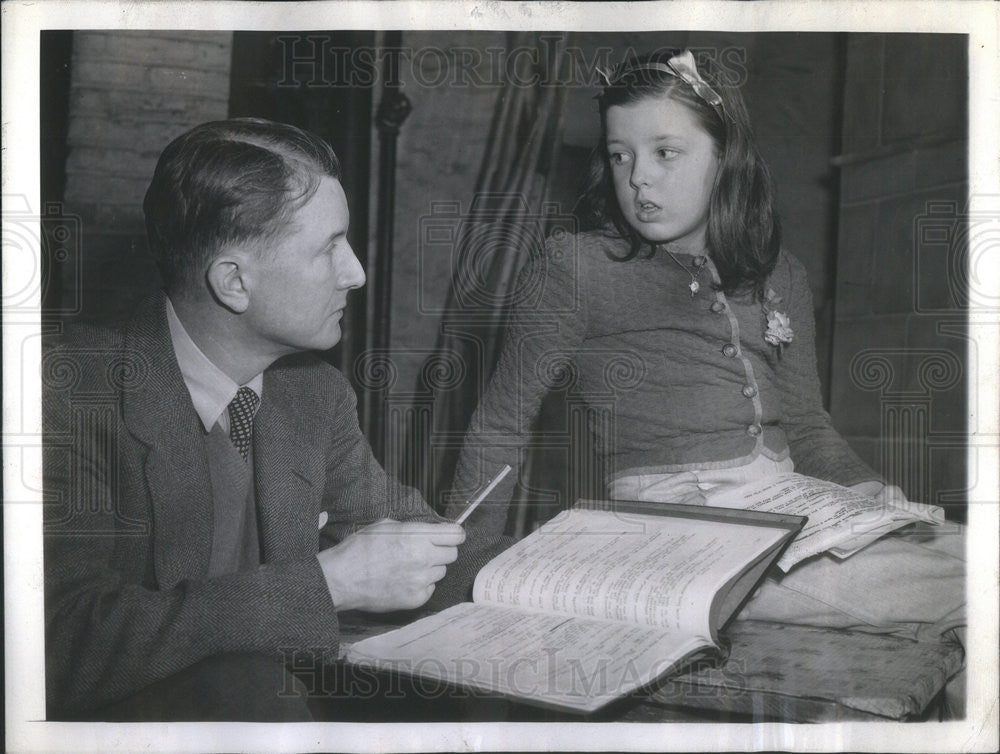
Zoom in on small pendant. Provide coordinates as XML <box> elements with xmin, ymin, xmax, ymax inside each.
<box><xmin>689</xmin><ymin>280</ymin><xmax>700</xmax><ymax>296</ymax></box>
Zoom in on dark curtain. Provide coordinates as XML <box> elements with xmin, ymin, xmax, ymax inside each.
<box><xmin>403</xmin><ymin>33</ymin><xmax>574</xmax><ymax>519</ymax></box>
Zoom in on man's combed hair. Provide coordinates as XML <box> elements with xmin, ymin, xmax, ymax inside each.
<box><xmin>578</xmin><ymin>51</ymin><xmax>781</xmax><ymax>298</ymax></box>
<box><xmin>143</xmin><ymin>118</ymin><xmax>342</xmax><ymax>293</ymax></box>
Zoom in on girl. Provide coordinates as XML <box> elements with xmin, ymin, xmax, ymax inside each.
<box><xmin>449</xmin><ymin>50</ymin><xmax>964</xmax><ymax>656</ymax></box>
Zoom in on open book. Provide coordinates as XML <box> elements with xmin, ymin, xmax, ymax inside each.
<box><xmin>346</xmin><ymin>500</ymin><xmax>804</xmax><ymax>714</ymax></box>
<box><xmin>702</xmin><ymin>472</ymin><xmax>945</xmax><ymax>571</ymax></box>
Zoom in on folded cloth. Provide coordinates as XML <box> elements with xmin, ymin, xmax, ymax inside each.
<box><xmin>738</xmin><ymin>527</ymin><xmax>965</xmax><ymax>640</ymax></box>
<box><xmin>610</xmin><ymin>456</ymin><xmax>966</xmax><ymax>641</ymax></box>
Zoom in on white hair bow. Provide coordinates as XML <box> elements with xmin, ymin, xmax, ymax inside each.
<box><xmin>597</xmin><ymin>49</ymin><xmax>725</xmax><ymax>115</ymax></box>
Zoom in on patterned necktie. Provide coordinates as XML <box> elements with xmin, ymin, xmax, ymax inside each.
<box><xmin>227</xmin><ymin>386</ymin><xmax>260</xmax><ymax>461</ymax></box>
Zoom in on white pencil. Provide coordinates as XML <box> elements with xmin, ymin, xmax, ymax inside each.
<box><xmin>454</xmin><ymin>464</ymin><xmax>512</xmax><ymax>525</ymax></box>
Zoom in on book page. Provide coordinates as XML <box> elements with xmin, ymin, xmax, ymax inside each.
<box><xmin>472</xmin><ymin>508</ymin><xmax>787</xmax><ymax>635</ymax></box>
<box><xmin>703</xmin><ymin>472</ymin><xmax>944</xmax><ymax>570</ymax></box>
<box><xmin>346</xmin><ymin>602</ymin><xmax>711</xmax><ymax>714</ymax></box>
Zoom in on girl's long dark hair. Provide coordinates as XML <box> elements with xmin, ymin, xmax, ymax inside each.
<box><xmin>578</xmin><ymin>50</ymin><xmax>781</xmax><ymax>298</ymax></box>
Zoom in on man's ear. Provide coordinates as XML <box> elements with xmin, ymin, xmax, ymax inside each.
<box><xmin>206</xmin><ymin>253</ymin><xmax>251</xmax><ymax>313</ymax></box>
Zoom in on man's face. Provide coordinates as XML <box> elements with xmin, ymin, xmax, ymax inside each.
<box><xmin>243</xmin><ymin>176</ymin><xmax>365</xmax><ymax>355</ymax></box>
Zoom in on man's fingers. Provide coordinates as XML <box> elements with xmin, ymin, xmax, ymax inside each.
<box><xmin>422</xmin><ymin>523</ymin><xmax>466</xmax><ymax>545</ymax></box>
<box><xmin>423</xmin><ymin>544</ymin><xmax>459</xmax><ymax>566</ymax></box>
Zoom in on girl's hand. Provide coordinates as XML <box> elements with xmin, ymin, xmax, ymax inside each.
<box><xmin>848</xmin><ymin>480</ymin><xmax>886</xmax><ymax>498</ymax></box>
<box><xmin>849</xmin><ymin>481</ymin><xmax>944</xmax><ymax>524</ymax></box>
<box><xmin>849</xmin><ymin>480</ymin><xmax>908</xmax><ymax>509</ymax></box>
<box><xmin>872</xmin><ymin>483</ymin><xmax>909</xmax><ymax>511</ymax></box>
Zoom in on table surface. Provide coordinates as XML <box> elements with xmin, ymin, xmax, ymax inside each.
<box><xmin>336</xmin><ymin>614</ymin><xmax>963</xmax><ymax>723</ymax></box>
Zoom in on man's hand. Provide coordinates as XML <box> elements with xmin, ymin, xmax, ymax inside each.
<box><xmin>316</xmin><ymin>519</ymin><xmax>466</xmax><ymax>612</ymax></box>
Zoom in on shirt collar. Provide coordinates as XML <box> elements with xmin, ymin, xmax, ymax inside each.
<box><xmin>165</xmin><ymin>297</ymin><xmax>264</xmax><ymax>432</ymax></box>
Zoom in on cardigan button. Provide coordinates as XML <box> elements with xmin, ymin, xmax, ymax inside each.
<box><xmin>710</xmin><ymin>301</ymin><xmax>725</xmax><ymax>313</ymax></box>
<box><xmin>747</xmin><ymin>424</ymin><xmax>762</xmax><ymax>437</ymax></box>
<box><xmin>693</xmin><ymin>255</ymin><xmax>707</xmax><ymax>268</ymax></box>
<box><xmin>722</xmin><ymin>344</ymin><xmax>738</xmax><ymax>358</ymax></box>
<box><xmin>742</xmin><ymin>385</ymin><xmax>757</xmax><ymax>398</ymax></box>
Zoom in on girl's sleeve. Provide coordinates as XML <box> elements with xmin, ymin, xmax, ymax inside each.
<box><xmin>775</xmin><ymin>253</ymin><xmax>884</xmax><ymax>487</ymax></box>
<box><xmin>447</xmin><ymin>233</ymin><xmax>588</xmax><ymax>536</ymax></box>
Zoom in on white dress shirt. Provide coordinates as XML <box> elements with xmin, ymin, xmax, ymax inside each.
<box><xmin>165</xmin><ymin>297</ymin><xmax>264</xmax><ymax>434</ymax></box>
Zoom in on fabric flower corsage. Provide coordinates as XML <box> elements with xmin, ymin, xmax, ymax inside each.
<box><xmin>762</xmin><ymin>288</ymin><xmax>794</xmax><ymax>352</ymax></box>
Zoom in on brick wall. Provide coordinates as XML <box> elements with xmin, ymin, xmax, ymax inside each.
<box><xmin>61</xmin><ymin>31</ymin><xmax>232</xmax><ymax>321</ymax></box>
<box><xmin>829</xmin><ymin>34</ymin><xmax>968</xmax><ymax>514</ymax></box>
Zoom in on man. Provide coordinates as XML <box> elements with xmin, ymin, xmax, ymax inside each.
<box><xmin>43</xmin><ymin>118</ymin><xmax>497</xmax><ymax>721</ymax></box>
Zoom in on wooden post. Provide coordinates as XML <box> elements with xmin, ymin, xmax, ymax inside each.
<box><xmin>368</xmin><ymin>32</ymin><xmax>412</xmax><ymax>462</ymax></box>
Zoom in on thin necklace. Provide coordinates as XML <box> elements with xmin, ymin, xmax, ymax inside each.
<box><xmin>663</xmin><ymin>248</ymin><xmax>705</xmax><ymax>296</ymax></box>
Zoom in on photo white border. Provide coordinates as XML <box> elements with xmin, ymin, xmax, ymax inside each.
<box><xmin>3</xmin><ymin>2</ymin><xmax>998</xmax><ymax>752</ymax></box>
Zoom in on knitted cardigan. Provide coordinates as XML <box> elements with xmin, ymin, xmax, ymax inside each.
<box><xmin>449</xmin><ymin>230</ymin><xmax>880</xmax><ymax>535</ymax></box>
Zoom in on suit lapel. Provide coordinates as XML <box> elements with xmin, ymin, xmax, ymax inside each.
<box><xmin>254</xmin><ymin>365</ymin><xmax>326</xmax><ymax>560</ymax></box>
<box><xmin>121</xmin><ymin>294</ymin><xmax>214</xmax><ymax>587</ymax></box>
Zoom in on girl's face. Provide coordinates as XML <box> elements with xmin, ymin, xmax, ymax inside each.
<box><xmin>606</xmin><ymin>94</ymin><xmax>720</xmax><ymax>253</ymax></box>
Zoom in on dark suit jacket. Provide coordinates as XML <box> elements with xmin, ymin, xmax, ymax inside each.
<box><xmin>43</xmin><ymin>294</ymin><xmax>500</xmax><ymax>717</ymax></box>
